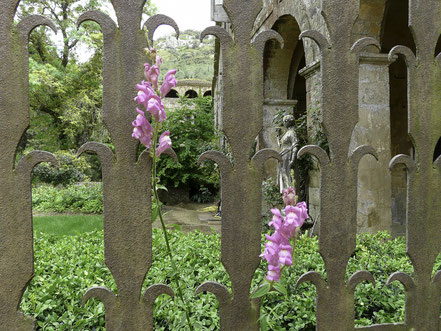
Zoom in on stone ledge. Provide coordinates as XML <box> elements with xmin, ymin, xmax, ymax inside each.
<box><xmin>263</xmin><ymin>98</ymin><xmax>298</xmax><ymax>106</ymax></box>
<box><xmin>299</xmin><ymin>52</ymin><xmax>398</xmax><ymax>79</ymax></box>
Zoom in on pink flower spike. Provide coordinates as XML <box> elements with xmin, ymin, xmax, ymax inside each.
<box><xmin>143</xmin><ymin>63</ymin><xmax>151</xmax><ymax>80</ymax></box>
<box><xmin>156</xmin><ymin>130</ymin><xmax>172</xmax><ymax>157</ymax></box>
<box><xmin>134</xmin><ymin>83</ymin><xmax>155</xmax><ymax>108</ymax></box>
<box><xmin>285</xmin><ymin>204</ymin><xmax>307</xmax><ymax>229</ymax></box>
<box><xmin>296</xmin><ymin>201</ymin><xmax>309</xmax><ymax>220</ymax></box>
<box><xmin>265</xmin><ymin>231</ymin><xmax>289</xmax><ymax>246</ymax></box>
<box><xmin>137</xmin><ymin>81</ymin><xmax>153</xmax><ymax>94</ymax></box>
<box><xmin>269</xmin><ymin>208</ymin><xmax>283</xmax><ymax>230</ymax></box>
<box><xmin>271</xmin><ymin>208</ymin><xmax>282</xmax><ymax>218</ymax></box>
<box><xmin>160</xmin><ymin>69</ymin><xmax>177</xmax><ymax>98</ymax></box>
<box><xmin>145</xmin><ymin>65</ymin><xmax>160</xmax><ymax>91</ymax></box>
<box><xmin>260</xmin><ymin>241</ymin><xmax>279</xmax><ymax>266</ymax></box>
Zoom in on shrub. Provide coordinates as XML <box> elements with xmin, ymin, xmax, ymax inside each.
<box><xmin>156</xmin><ymin>96</ymin><xmax>219</xmax><ymax>199</ymax></box>
<box><xmin>20</xmin><ymin>230</ymin><xmax>427</xmax><ymax>330</ymax></box>
<box><xmin>32</xmin><ymin>150</ymin><xmax>92</xmax><ymax>186</ymax></box>
<box><xmin>32</xmin><ymin>183</ymin><xmax>103</xmax><ymax>213</ymax></box>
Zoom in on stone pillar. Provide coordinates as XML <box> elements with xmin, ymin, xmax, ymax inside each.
<box><xmin>351</xmin><ymin>53</ymin><xmax>393</xmax><ymax>233</ymax></box>
<box><xmin>300</xmin><ymin>54</ymin><xmax>393</xmax><ymax>233</ymax></box>
<box><xmin>260</xmin><ymin>98</ymin><xmax>298</xmax><ymax>179</ymax></box>
<box><xmin>299</xmin><ymin>61</ymin><xmax>322</xmax><ymax>224</ymax></box>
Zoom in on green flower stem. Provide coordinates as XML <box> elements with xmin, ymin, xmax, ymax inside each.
<box><xmin>151</xmin><ymin>121</ymin><xmax>194</xmax><ymax>331</ymax></box>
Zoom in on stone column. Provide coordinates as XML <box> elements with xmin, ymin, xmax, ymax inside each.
<box><xmin>351</xmin><ymin>53</ymin><xmax>393</xmax><ymax>233</ymax></box>
<box><xmin>299</xmin><ymin>60</ymin><xmax>322</xmax><ymax>224</ymax></box>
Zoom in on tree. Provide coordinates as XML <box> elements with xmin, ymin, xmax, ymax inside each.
<box><xmin>15</xmin><ymin>0</ymin><xmax>157</xmax><ymax>154</ymax></box>
<box><xmin>17</xmin><ymin>0</ymin><xmax>157</xmax><ymax>67</ymax></box>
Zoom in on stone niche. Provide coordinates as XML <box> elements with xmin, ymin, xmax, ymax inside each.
<box><xmin>260</xmin><ymin>98</ymin><xmax>298</xmax><ymax>181</ymax></box>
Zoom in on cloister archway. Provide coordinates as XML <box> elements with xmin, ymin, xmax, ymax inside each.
<box><xmin>184</xmin><ymin>89</ymin><xmax>198</xmax><ymax>98</ymax></box>
<box><xmin>381</xmin><ymin>0</ymin><xmax>415</xmax><ymax>228</ymax></box>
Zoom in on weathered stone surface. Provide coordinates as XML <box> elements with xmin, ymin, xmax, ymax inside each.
<box><xmin>351</xmin><ymin>53</ymin><xmax>393</xmax><ymax>233</ymax></box>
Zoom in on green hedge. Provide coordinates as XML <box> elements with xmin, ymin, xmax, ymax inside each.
<box><xmin>32</xmin><ymin>183</ymin><xmax>103</xmax><ymax>214</ymax></box>
<box><xmin>31</xmin><ymin>150</ymin><xmax>93</xmax><ymax>186</ymax></box>
<box><xmin>21</xmin><ymin>230</ymin><xmax>440</xmax><ymax>330</ymax></box>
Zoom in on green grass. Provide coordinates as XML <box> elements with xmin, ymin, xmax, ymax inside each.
<box><xmin>33</xmin><ymin>214</ymin><xmax>103</xmax><ymax>236</ymax></box>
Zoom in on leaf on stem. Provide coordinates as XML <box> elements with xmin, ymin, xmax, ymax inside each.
<box><xmin>250</xmin><ymin>283</ymin><xmax>271</xmax><ymax>299</ymax></box>
<box><xmin>152</xmin><ymin>204</ymin><xmax>160</xmax><ymax>223</ymax></box>
<box><xmin>272</xmin><ymin>282</ymin><xmax>287</xmax><ymax>296</ymax></box>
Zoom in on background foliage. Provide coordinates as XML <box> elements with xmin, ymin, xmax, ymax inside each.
<box><xmin>156</xmin><ymin>30</ymin><xmax>215</xmax><ymax>82</ymax></box>
<box><xmin>32</xmin><ymin>150</ymin><xmax>91</xmax><ymax>186</ymax></box>
<box><xmin>156</xmin><ymin>96</ymin><xmax>219</xmax><ymax>200</ymax></box>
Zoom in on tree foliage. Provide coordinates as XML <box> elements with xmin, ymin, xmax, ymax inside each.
<box><xmin>16</xmin><ymin>0</ymin><xmax>156</xmax><ymax>155</ymax></box>
<box><xmin>155</xmin><ymin>30</ymin><xmax>215</xmax><ymax>81</ymax></box>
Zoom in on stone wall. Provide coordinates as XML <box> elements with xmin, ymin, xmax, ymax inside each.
<box><xmin>162</xmin><ymin>80</ymin><xmax>212</xmax><ymax>111</ymax></box>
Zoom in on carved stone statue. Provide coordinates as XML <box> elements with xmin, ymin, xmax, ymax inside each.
<box><xmin>277</xmin><ymin>115</ymin><xmax>300</xmax><ymax>192</ymax></box>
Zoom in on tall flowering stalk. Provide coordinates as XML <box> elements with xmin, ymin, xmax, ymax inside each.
<box><xmin>132</xmin><ymin>50</ymin><xmax>193</xmax><ymax>330</ymax></box>
<box><xmin>252</xmin><ymin>183</ymin><xmax>308</xmax><ymax>299</ymax></box>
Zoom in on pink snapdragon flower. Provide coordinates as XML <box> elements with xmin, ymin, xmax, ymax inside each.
<box><xmin>156</xmin><ymin>130</ymin><xmax>171</xmax><ymax>157</ymax></box>
<box><xmin>144</xmin><ymin>63</ymin><xmax>160</xmax><ymax>90</ymax></box>
<box><xmin>282</xmin><ymin>187</ymin><xmax>296</xmax><ymax>206</ymax></box>
<box><xmin>278</xmin><ymin>244</ymin><xmax>293</xmax><ymax>266</ymax></box>
<box><xmin>135</xmin><ymin>82</ymin><xmax>155</xmax><ymax>108</ymax></box>
<box><xmin>260</xmin><ymin>240</ymin><xmax>280</xmax><ymax>266</ymax></box>
<box><xmin>132</xmin><ymin>54</ymin><xmax>177</xmax><ymax>159</ymax></box>
<box><xmin>296</xmin><ymin>201</ymin><xmax>309</xmax><ymax>220</ymax></box>
<box><xmin>261</xmin><ymin>194</ymin><xmax>308</xmax><ymax>282</ymax></box>
<box><xmin>132</xmin><ymin>108</ymin><xmax>153</xmax><ymax>148</ymax></box>
<box><xmin>147</xmin><ymin>95</ymin><xmax>167</xmax><ymax>122</ymax></box>
<box><xmin>156</xmin><ymin>55</ymin><xmax>163</xmax><ymax>67</ymax></box>
<box><xmin>266</xmin><ymin>265</ymin><xmax>281</xmax><ymax>282</ymax></box>
<box><xmin>160</xmin><ymin>69</ymin><xmax>177</xmax><ymax>98</ymax></box>
<box><xmin>268</xmin><ymin>208</ymin><xmax>283</xmax><ymax>230</ymax></box>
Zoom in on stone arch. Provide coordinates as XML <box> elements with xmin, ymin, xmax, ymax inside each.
<box><xmin>263</xmin><ymin>15</ymin><xmax>303</xmax><ymax>101</ymax></box>
<box><xmin>185</xmin><ymin>89</ymin><xmax>198</xmax><ymax>98</ymax></box>
<box><xmin>381</xmin><ymin>0</ymin><xmax>415</xmax><ymax>227</ymax></box>
<box><xmin>165</xmin><ymin>89</ymin><xmax>179</xmax><ymax>98</ymax></box>
<box><xmin>434</xmin><ymin>137</ymin><xmax>441</xmax><ymax>162</ymax></box>
<box><xmin>352</xmin><ymin>0</ymin><xmax>387</xmax><ymax>43</ymax></box>
<box><xmin>255</xmin><ymin>0</ymin><xmax>316</xmax><ymax>64</ymax></box>
<box><xmin>173</xmin><ymin>79</ymin><xmax>211</xmax><ymax>97</ymax></box>
<box><xmin>260</xmin><ymin>14</ymin><xmax>309</xmax><ymax>197</ymax></box>
<box><xmin>203</xmin><ymin>90</ymin><xmax>212</xmax><ymax>97</ymax></box>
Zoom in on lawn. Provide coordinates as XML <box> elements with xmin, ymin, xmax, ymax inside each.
<box><xmin>33</xmin><ymin>214</ymin><xmax>103</xmax><ymax>236</ymax></box>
